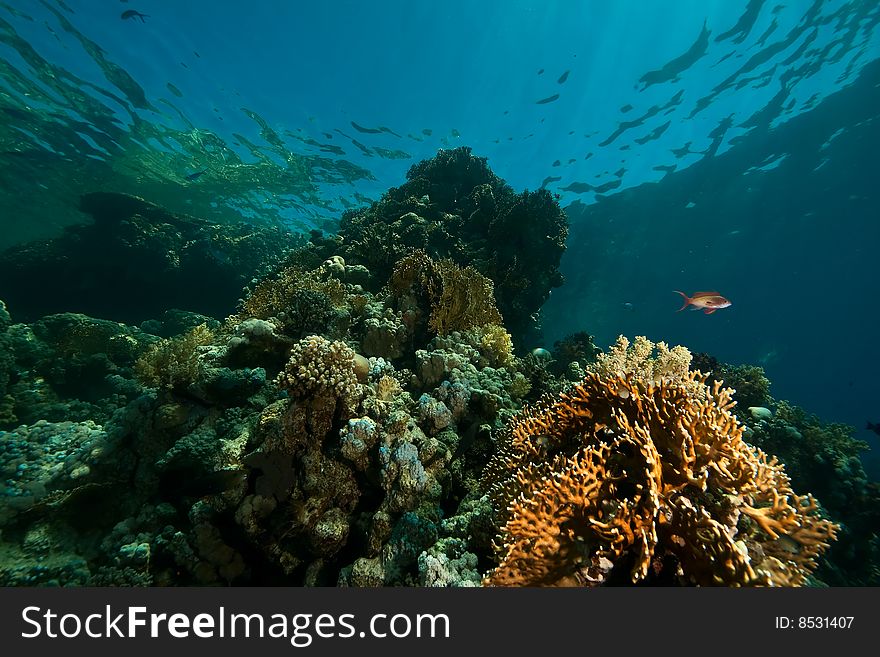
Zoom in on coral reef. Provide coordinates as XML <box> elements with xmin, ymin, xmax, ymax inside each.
<box><xmin>688</xmin><ymin>350</ymin><xmax>877</xmax><ymax>586</ymax></box>
<box><xmin>360</xmin><ymin>308</ymin><xmax>409</xmax><ymax>360</ymax></box>
<box><xmin>481</xmin><ymin>337</ymin><xmax>838</xmax><ymax>587</ymax></box>
<box><xmin>691</xmin><ymin>352</ymin><xmax>772</xmax><ymax>410</ymax></box>
<box><xmin>745</xmin><ymin>401</ymin><xmax>878</xmax><ymax>585</ymax></box>
<box><xmin>299</xmin><ymin>147</ymin><xmax>568</xmax><ymax>342</ymax></box>
<box><xmin>0</xmin><ymin>420</ymin><xmax>123</xmax><ymax>527</ymax></box>
<box><xmin>134</xmin><ymin>324</ymin><xmax>215</xmax><ymax>393</ymax></box>
<box><xmin>0</xmin><ymin>148</ymin><xmax>874</xmax><ymax>590</ymax></box>
<box><xmin>0</xmin><ymin>300</ymin><xmax>14</xmax><ymax>425</ymax></box>
<box><xmin>551</xmin><ymin>331</ymin><xmax>599</xmax><ymax>371</ymax></box>
<box><xmin>276</xmin><ymin>335</ymin><xmax>363</xmax><ymax>412</ymax></box>
<box><xmin>418</xmin><ymin>538</ymin><xmax>481</xmax><ymax>587</ymax></box>
<box><xmin>427</xmin><ymin>261</ymin><xmax>503</xmax><ymax>336</ymax></box>
<box><xmin>236</xmin><ymin>264</ymin><xmax>348</xmax><ymax>339</ymax></box>
<box><xmin>390</xmin><ymin>250</ymin><xmax>503</xmax><ymax>337</ymax></box>
<box><xmin>589</xmin><ymin>334</ymin><xmax>693</xmax><ymax>383</ymax></box>
<box><xmin>139</xmin><ymin>309</ymin><xmax>222</xmax><ymax>338</ymax></box>
<box><xmin>1</xmin><ymin>311</ymin><xmax>154</xmax><ymax>429</ymax></box>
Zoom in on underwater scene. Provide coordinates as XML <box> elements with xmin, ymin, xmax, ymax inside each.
<box><xmin>0</xmin><ymin>0</ymin><xmax>878</xmax><ymax>587</ymax></box>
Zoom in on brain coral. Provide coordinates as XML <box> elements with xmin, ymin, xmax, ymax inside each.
<box><xmin>481</xmin><ymin>364</ymin><xmax>838</xmax><ymax>587</ymax></box>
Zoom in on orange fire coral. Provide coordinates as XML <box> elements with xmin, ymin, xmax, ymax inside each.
<box><xmin>481</xmin><ymin>368</ymin><xmax>838</xmax><ymax>586</ymax></box>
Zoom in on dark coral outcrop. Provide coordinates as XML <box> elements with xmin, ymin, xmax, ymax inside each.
<box><xmin>303</xmin><ymin>147</ymin><xmax>568</xmax><ymax>344</ymax></box>
<box><xmin>0</xmin><ymin>192</ymin><xmax>302</xmax><ymax>324</ymax></box>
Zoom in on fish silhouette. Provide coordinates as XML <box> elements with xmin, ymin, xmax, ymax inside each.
<box><xmin>185</xmin><ymin>169</ymin><xmax>208</xmax><ymax>182</ymax></box>
<box><xmin>121</xmin><ymin>10</ymin><xmax>149</xmax><ymax>22</ymax></box>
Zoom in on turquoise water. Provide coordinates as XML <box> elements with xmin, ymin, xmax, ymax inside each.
<box><xmin>0</xmin><ymin>1</ymin><xmax>878</xmax><ymax>586</ymax></box>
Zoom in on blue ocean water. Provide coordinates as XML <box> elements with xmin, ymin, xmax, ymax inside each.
<box><xmin>0</xmin><ymin>0</ymin><xmax>878</xmax><ymax>588</ymax></box>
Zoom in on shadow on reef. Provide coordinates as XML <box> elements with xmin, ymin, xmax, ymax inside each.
<box><xmin>0</xmin><ymin>148</ymin><xmax>875</xmax><ymax>586</ymax></box>
<box><xmin>0</xmin><ymin>192</ymin><xmax>303</xmax><ymax>325</ymax></box>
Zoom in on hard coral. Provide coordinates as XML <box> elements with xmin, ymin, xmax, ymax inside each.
<box><xmin>482</xmin><ymin>357</ymin><xmax>838</xmax><ymax>587</ymax></box>
<box><xmin>390</xmin><ymin>250</ymin><xmax>503</xmax><ymax>336</ymax></box>
<box><xmin>692</xmin><ymin>353</ymin><xmax>772</xmax><ymax>410</ymax></box>
<box><xmin>551</xmin><ymin>331</ymin><xmax>599</xmax><ymax>374</ymax></box>
<box><xmin>591</xmin><ymin>335</ymin><xmax>693</xmax><ymax>383</ymax></box>
<box><xmin>277</xmin><ymin>335</ymin><xmax>362</xmax><ymax>412</ymax></box>
<box><xmin>429</xmin><ymin>260</ymin><xmax>503</xmax><ymax>335</ymax></box>
<box><xmin>747</xmin><ymin>400</ymin><xmax>875</xmax><ymax>585</ymax></box>
<box><xmin>476</xmin><ymin>324</ymin><xmax>515</xmax><ymax>368</ymax></box>
<box><xmin>317</xmin><ymin>147</ymin><xmax>568</xmax><ymax>342</ymax></box>
<box><xmin>134</xmin><ymin>324</ymin><xmax>214</xmax><ymax>392</ymax></box>
<box><xmin>238</xmin><ymin>265</ymin><xmax>346</xmax><ymax>337</ymax></box>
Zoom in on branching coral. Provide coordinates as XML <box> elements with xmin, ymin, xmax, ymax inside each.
<box><xmin>134</xmin><ymin>324</ymin><xmax>214</xmax><ymax>392</ymax></box>
<box><xmin>591</xmin><ymin>335</ymin><xmax>693</xmax><ymax>383</ymax></box>
<box><xmin>481</xmin><ymin>346</ymin><xmax>838</xmax><ymax>587</ymax></box>
<box><xmin>429</xmin><ymin>260</ymin><xmax>502</xmax><ymax>335</ymax></box>
<box><xmin>276</xmin><ymin>335</ymin><xmax>363</xmax><ymax>412</ymax></box>
<box><xmin>476</xmin><ymin>324</ymin><xmax>514</xmax><ymax>368</ymax></box>
<box><xmin>237</xmin><ymin>264</ymin><xmax>346</xmax><ymax>336</ymax></box>
<box><xmin>745</xmin><ymin>400</ymin><xmax>875</xmax><ymax>585</ymax></box>
<box><xmin>390</xmin><ymin>250</ymin><xmax>503</xmax><ymax>336</ymax></box>
<box><xmin>692</xmin><ymin>353</ymin><xmax>772</xmax><ymax>410</ymax></box>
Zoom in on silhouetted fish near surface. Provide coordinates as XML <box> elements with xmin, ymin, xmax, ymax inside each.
<box><xmin>674</xmin><ymin>290</ymin><xmax>731</xmax><ymax>315</ymax></box>
<box><xmin>185</xmin><ymin>169</ymin><xmax>208</xmax><ymax>181</ymax></box>
<box><xmin>121</xmin><ymin>10</ymin><xmax>149</xmax><ymax>22</ymax></box>
<box><xmin>557</xmin><ymin>70</ymin><xmax>570</xmax><ymax>84</ymax></box>
<box><xmin>867</xmin><ymin>422</ymin><xmax>880</xmax><ymax>437</ymax></box>
<box><xmin>536</xmin><ymin>94</ymin><xmax>560</xmax><ymax>104</ymax></box>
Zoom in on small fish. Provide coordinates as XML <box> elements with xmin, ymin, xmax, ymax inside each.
<box><xmin>674</xmin><ymin>290</ymin><xmax>731</xmax><ymax>315</ymax></box>
<box><xmin>622</xmin><ymin>302</ymin><xmax>634</xmax><ymax>311</ymax></box>
<box><xmin>867</xmin><ymin>422</ymin><xmax>880</xmax><ymax>437</ymax></box>
<box><xmin>185</xmin><ymin>168</ymin><xmax>208</xmax><ymax>181</ymax></box>
<box><xmin>121</xmin><ymin>9</ymin><xmax>149</xmax><ymax>22</ymax></box>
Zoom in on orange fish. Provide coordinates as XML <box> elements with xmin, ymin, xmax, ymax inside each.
<box><xmin>674</xmin><ymin>290</ymin><xmax>731</xmax><ymax>315</ymax></box>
